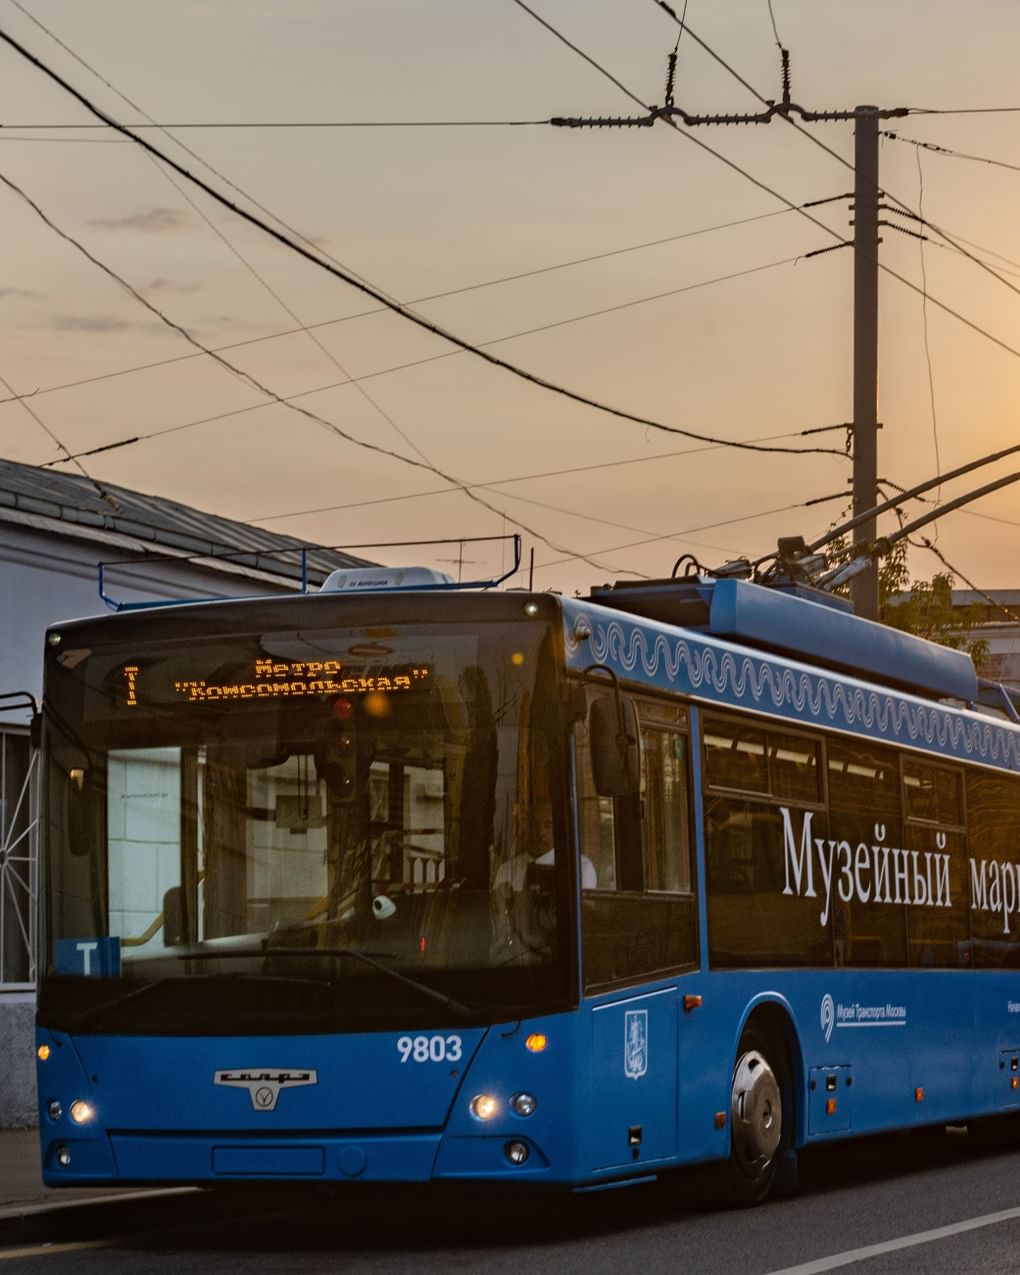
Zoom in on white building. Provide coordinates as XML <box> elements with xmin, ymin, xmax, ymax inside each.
<box><xmin>951</xmin><ymin>590</ymin><xmax>1020</xmax><ymax>693</ymax></box>
<box><xmin>0</xmin><ymin>457</ymin><xmax>367</xmax><ymax>1126</ymax></box>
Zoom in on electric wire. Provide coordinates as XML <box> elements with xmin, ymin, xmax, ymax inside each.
<box><xmin>528</xmin><ymin>1</ymin><xmax>1020</xmax><ymax>366</ymax></box>
<box><xmin>152</xmin><ymin>157</ymin><xmax>435</xmax><ymax>469</ymax></box>
<box><xmin>535</xmin><ymin>491</ymin><xmax>847</xmax><ymax>573</ymax></box>
<box><xmin>0</xmin><ymin>21</ymin><xmax>847</xmax><ymax>461</ymax></box>
<box><xmin>879</xmin><ymin>476</ymin><xmax>1020</xmax><ymax>533</ymax></box>
<box><xmin>12</xmin><ymin>2</ymin><xmax>438</xmax><ymax>473</ymax></box>
<box><xmin>914</xmin><ymin>236</ymin><xmax>1020</xmax><ymax>281</ymax></box>
<box><xmin>909</xmin><ymin>106</ymin><xmax>1020</xmax><ymax>116</ymax></box>
<box><xmin>19</xmin><ymin>251</ymin><xmax>836</xmax><ymax>466</ymax></box>
<box><xmin>913</xmin><ymin>537</ymin><xmax>1020</xmax><ymax>624</ymax></box>
<box><xmin>0</xmin><ymin>366</ymin><xmax>120</xmax><ymax>512</ymax></box>
<box><xmin>915</xmin><ymin>147</ymin><xmax>941</xmax><ymax>504</ymax></box>
<box><xmin>0</xmin><ymin>203</ymin><xmax>825</xmax><ymax>412</ymax></box>
<box><xmin>244</xmin><ymin>430</ymin><xmax>847</xmax><ymax>526</ymax></box>
<box><xmin>766</xmin><ymin>0</ymin><xmax>783</xmax><ymax>49</ymax></box>
<box><xmin>0</xmin><ymin>119</ymin><xmax>552</xmax><ymax>129</ymax></box>
<box><xmin>0</xmin><ymin>165</ymin><xmax>634</xmax><ymax>577</ymax></box>
<box><xmin>647</xmin><ymin>2</ymin><xmax>1020</xmax><ymax>327</ymax></box>
<box><xmin>0</xmin><ymin>133</ymin><xmax>128</xmax><ymax>142</ymax></box>
<box><xmin>805</xmin><ymin>441</ymin><xmax>1020</xmax><ymax>556</ymax></box>
<box><xmin>884</xmin><ymin>131</ymin><xmax>1020</xmax><ymax>177</ymax></box>
<box><xmin>8</xmin><ymin>6</ymin><xmax>1005</xmax><ymax>583</ymax></box>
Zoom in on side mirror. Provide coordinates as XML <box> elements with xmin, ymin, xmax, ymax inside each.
<box><xmin>589</xmin><ymin>696</ymin><xmax>641</xmax><ymax>797</ymax></box>
<box><xmin>163</xmin><ymin>885</ymin><xmax>186</xmax><ymax>946</ymax></box>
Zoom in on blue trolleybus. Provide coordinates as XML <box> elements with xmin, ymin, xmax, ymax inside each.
<box><xmin>35</xmin><ymin>566</ymin><xmax>1020</xmax><ymax>1202</ymax></box>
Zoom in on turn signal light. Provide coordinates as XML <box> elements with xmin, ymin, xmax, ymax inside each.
<box><xmin>914</xmin><ymin>1088</ymin><xmax>925</xmax><ymax>1103</ymax></box>
<box><xmin>37</xmin><ymin>1045</ymin><xmax>51</xmax><ymax>1062</ymax></box>
<box><xmin>525</xmin><ymin>1034</ymin><xmax>548</xmax><ymax>1053</ymax></box>
<box><xmin>826</xmin><ymin>1098</ymin><xmax>837</xmax><ymax>1116</ymax></box>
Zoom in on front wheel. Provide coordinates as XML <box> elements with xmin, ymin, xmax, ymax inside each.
<box><xmin>720</xmin><ymin>1026</ymin><xmax>787</xmax><ymax>1206</ymax></box>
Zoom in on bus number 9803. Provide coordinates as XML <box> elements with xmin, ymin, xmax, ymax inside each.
<box><xmin>396</xmin><ymin>1035</ymin><xmax>463</xmax><ymax>1063</ymax></box>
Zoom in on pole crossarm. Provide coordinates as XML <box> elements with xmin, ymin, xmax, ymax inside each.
<box><xmin>552</xmin><ymin>102</ymin><xmax>908</xmax><ymax>129</ymax></box>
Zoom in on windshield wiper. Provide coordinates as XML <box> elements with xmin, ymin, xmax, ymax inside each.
<box><xmin>176</xmin><ymin>944</ymin><xmax>480</xmax><ymax>1022</ymax></box>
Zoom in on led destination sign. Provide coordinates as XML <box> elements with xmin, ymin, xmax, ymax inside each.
<box><xmin>121</xmin><ymin>658</ymin><xmax>432</xmax><ymax>708</ymax></box>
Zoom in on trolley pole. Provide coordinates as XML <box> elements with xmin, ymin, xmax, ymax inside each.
<box><xmin>850</xmin><ymin>107</ymin><xmax>881</xmax><ymax>621</ymax></box>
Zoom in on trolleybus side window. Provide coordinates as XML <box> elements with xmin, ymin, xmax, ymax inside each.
<box><xmin>703</xmin><ymin>715</ymin><xmax>828</xmax><ymax>969</ymax></box>
<box><xmin>966</xmin><ymin>768</ymin><xmax>1020</xmax><ymax>969</ymax></box>
<box><xmin>577</xmin><ymin>696</ymin><xmax>697</xmax><ymax>991</ymax></box>
<box><xmin>825</xmin><ymin>738</ymin><xmax>906</xmax><ymax>968</ymax></box>
<box><xmin>902</xmin><ymin>759</ymin><xmax>969</xmax><ymax>968</ymax></box>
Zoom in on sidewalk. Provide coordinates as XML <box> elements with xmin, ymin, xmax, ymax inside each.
<box><xmin>0</xmin><ymin>1128</ymin><xmax>181</xmax><ymax>1226</ymax></box>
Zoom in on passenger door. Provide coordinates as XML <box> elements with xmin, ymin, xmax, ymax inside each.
<box><xmin>577</xmin><ymin>697</ymin><xmax>696</xmax><ymax>1171</ymax></box>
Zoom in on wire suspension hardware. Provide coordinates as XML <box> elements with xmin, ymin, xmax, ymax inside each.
<box><xmin>551</xmin><ymin>48</ymin><xmax>909</xmax><ymax>130</ymax></box>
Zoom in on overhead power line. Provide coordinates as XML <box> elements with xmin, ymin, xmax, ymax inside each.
<box><xmin>535</xmin><ymin>491</ymin><xmax>847</xmax><ymax>574</ymax></box>
<box><xmin>22</xmin><ymin>249</ymin><xmax>829</xmax><ymax>476</ymax></box>
<box><xmin>806</xmin><ymin>441</ymin><xmax>1020</xmax><ymax>556</ymax></box>
<box><xmin>0</xmin><ymin>202</ymin><xmax>830</xmax><ymax>412</ymax></box>
<box><xmin>908</xmin><ymin>106</ymin><xmax>1020</xmax><ymax>116</ymax></box>
<box><xmin>0</xmin><ymin>118</ymin><xmax>552</xmax><ymax>128</ymax></box>
<box><xmin>915</xmin><ymin>537</ymin><xmax>1020</xmax><ymax>625</ymax></box>
<box><xmin>645</xmin><ymin>2</ymin><xmax>1020</xmax><ymax>319</ymax></box>
<box><xmin>0</xmin><ymin>366</ymin><xmax>120</xmax><ymax>512</ymax></box>
<box><xmin>883</xmin><ymin>131</ymin><xmax>1020</xmax><ymax>177</ymax></box>
<box><xmin>0</xmin><ymin>23</ymin><xmax>844</xmax><ymax>461</ymax></box>
<box><xmin>47</xmin><ymin>11</ymin><xmax>444</xmax><ymax>485</ymax></box>
<box><xmin>0</xmin><ymin>165</ymin><xmax>637</xmax><ymax>577</ymax></box>
<box><xmin>819</xmin><ymin>470</ymin><xmax>1020</xmax><ymax>591</ymax></box>
<box><xmin>244</xmin><ymin>429</ymin><xmax>849</xmax><ymax>527</ymax></box>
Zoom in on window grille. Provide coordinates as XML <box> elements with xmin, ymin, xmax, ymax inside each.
<box><xmin>0</xmin><ymin>732</ymin><xmax>37</xmax><ymax>989</ymax></box>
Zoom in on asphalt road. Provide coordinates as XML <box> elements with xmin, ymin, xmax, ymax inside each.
<box><xmin>4</xmin><ymin>1124</ymin><xmax>1020</xmax><ymax>1273</ymax></box>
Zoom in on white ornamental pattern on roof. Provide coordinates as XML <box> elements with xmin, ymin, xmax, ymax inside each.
<box><xmin>571</xmin><ymin>613</ymin><xmax>1020</xmax><ymax>770</ymax></box>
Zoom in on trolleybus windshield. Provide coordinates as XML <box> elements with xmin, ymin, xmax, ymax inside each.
<box><xmin>40</xmin><ymin>619</ymin><xmax>571</xmax><ymax>1034</ymax></box>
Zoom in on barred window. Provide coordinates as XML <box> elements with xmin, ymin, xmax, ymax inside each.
<box><xmin>0</xmin><ymin>730</ymin><xmax>36</xmax><ymax>989</ymax></box>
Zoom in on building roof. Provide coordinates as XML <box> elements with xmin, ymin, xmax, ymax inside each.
<box><xmin>0</xmin><ymin>456</ymin><xmax>370</xmax><ymax>587</ymax></box>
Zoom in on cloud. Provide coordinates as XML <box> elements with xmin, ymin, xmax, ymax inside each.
<box><xmin>145</xmin><ymin>277</ymin><xmax>201</xmax><ymax>294</ymax></box>
<box><xmin>48</xmin><ymin>314</ymin><xmax>154</xmax><ymax>334</ymax></box>
<box><xmin>0</xmin><ymin>286</ymin><xmax>43</xmax><ymax>300</ymax></box>
<box><xmin>88</xmin><ymin>207</ymin><xmax>192</xmax><ymax>233</ymax></box>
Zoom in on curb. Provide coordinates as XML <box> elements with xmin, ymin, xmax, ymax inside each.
<box><xmin>0</xmin><ymin>1187</ymin><xmax>198</xmax><ymax>1228</ymax></box>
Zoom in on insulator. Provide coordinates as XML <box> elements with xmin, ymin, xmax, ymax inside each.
<box><xmin>665</xmin><ymin>51</ymin><xmax>678</xmax><ymax>106</ymax></box>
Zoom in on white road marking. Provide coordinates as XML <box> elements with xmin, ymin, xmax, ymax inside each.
<box><xmin>767</xmin><ymin>1204</ymin><xmax>1020</xmax><ymax>1274</ymax></box>
<box><xmin>0</xmin><ymin>1239</ymin><xmax>115</xmax><ymax>1262</ymax></box>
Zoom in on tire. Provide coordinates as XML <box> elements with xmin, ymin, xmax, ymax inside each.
<box><xmin>720</xmin><ymin>1024</ymin><xmax>788</xmax><ymax>1207</ymax></box>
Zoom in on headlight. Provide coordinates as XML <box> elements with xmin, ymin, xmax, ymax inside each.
<box><xmin>69</xmin><ymin>1100</ymin><xmax>95</xmax><ymax>1125</ymax></box>
<box><xmin>469</xmin><ymin>1094</ymin><xmax>498</xmax><ymax>1121</ymax></box>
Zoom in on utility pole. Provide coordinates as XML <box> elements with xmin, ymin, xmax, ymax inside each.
<box><xmin>553</xmin><ymin>56</ymin><xmax>907</xmax><ymax>620</ymax></box>
<box><xmin>850</xmin><ymin>107</ymin><xmax>880</xmax><ymax>620</ymax></box>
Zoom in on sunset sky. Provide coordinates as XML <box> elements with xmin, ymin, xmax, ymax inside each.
<box><xmin>1</xmin><ymin>0</ymin><xmax>1019</xmax><ymax>598</ymax></box>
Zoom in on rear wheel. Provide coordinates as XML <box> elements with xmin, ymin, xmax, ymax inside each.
<box><xmin>721</xmin><ymin>1025</ymin><xmax>787</xmax><ymax>1206</ymax></box>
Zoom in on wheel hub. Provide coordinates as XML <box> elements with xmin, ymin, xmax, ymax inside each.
<box><xmin>731</xmin><ymin>1048</ymin><xmax>782</xmax><ymax>1173</ymax></box>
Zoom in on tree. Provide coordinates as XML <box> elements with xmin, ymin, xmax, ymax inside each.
<box><xmin>827</xmin><ymin>538</ymin><xmax>989</xmax><ymax>672</ymax></box>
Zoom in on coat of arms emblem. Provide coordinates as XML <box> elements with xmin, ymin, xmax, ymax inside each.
<box><xmin>624</xmin><ymin>1009</ymin><xmax>648</xmax><ymax>1080</ymax></box>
